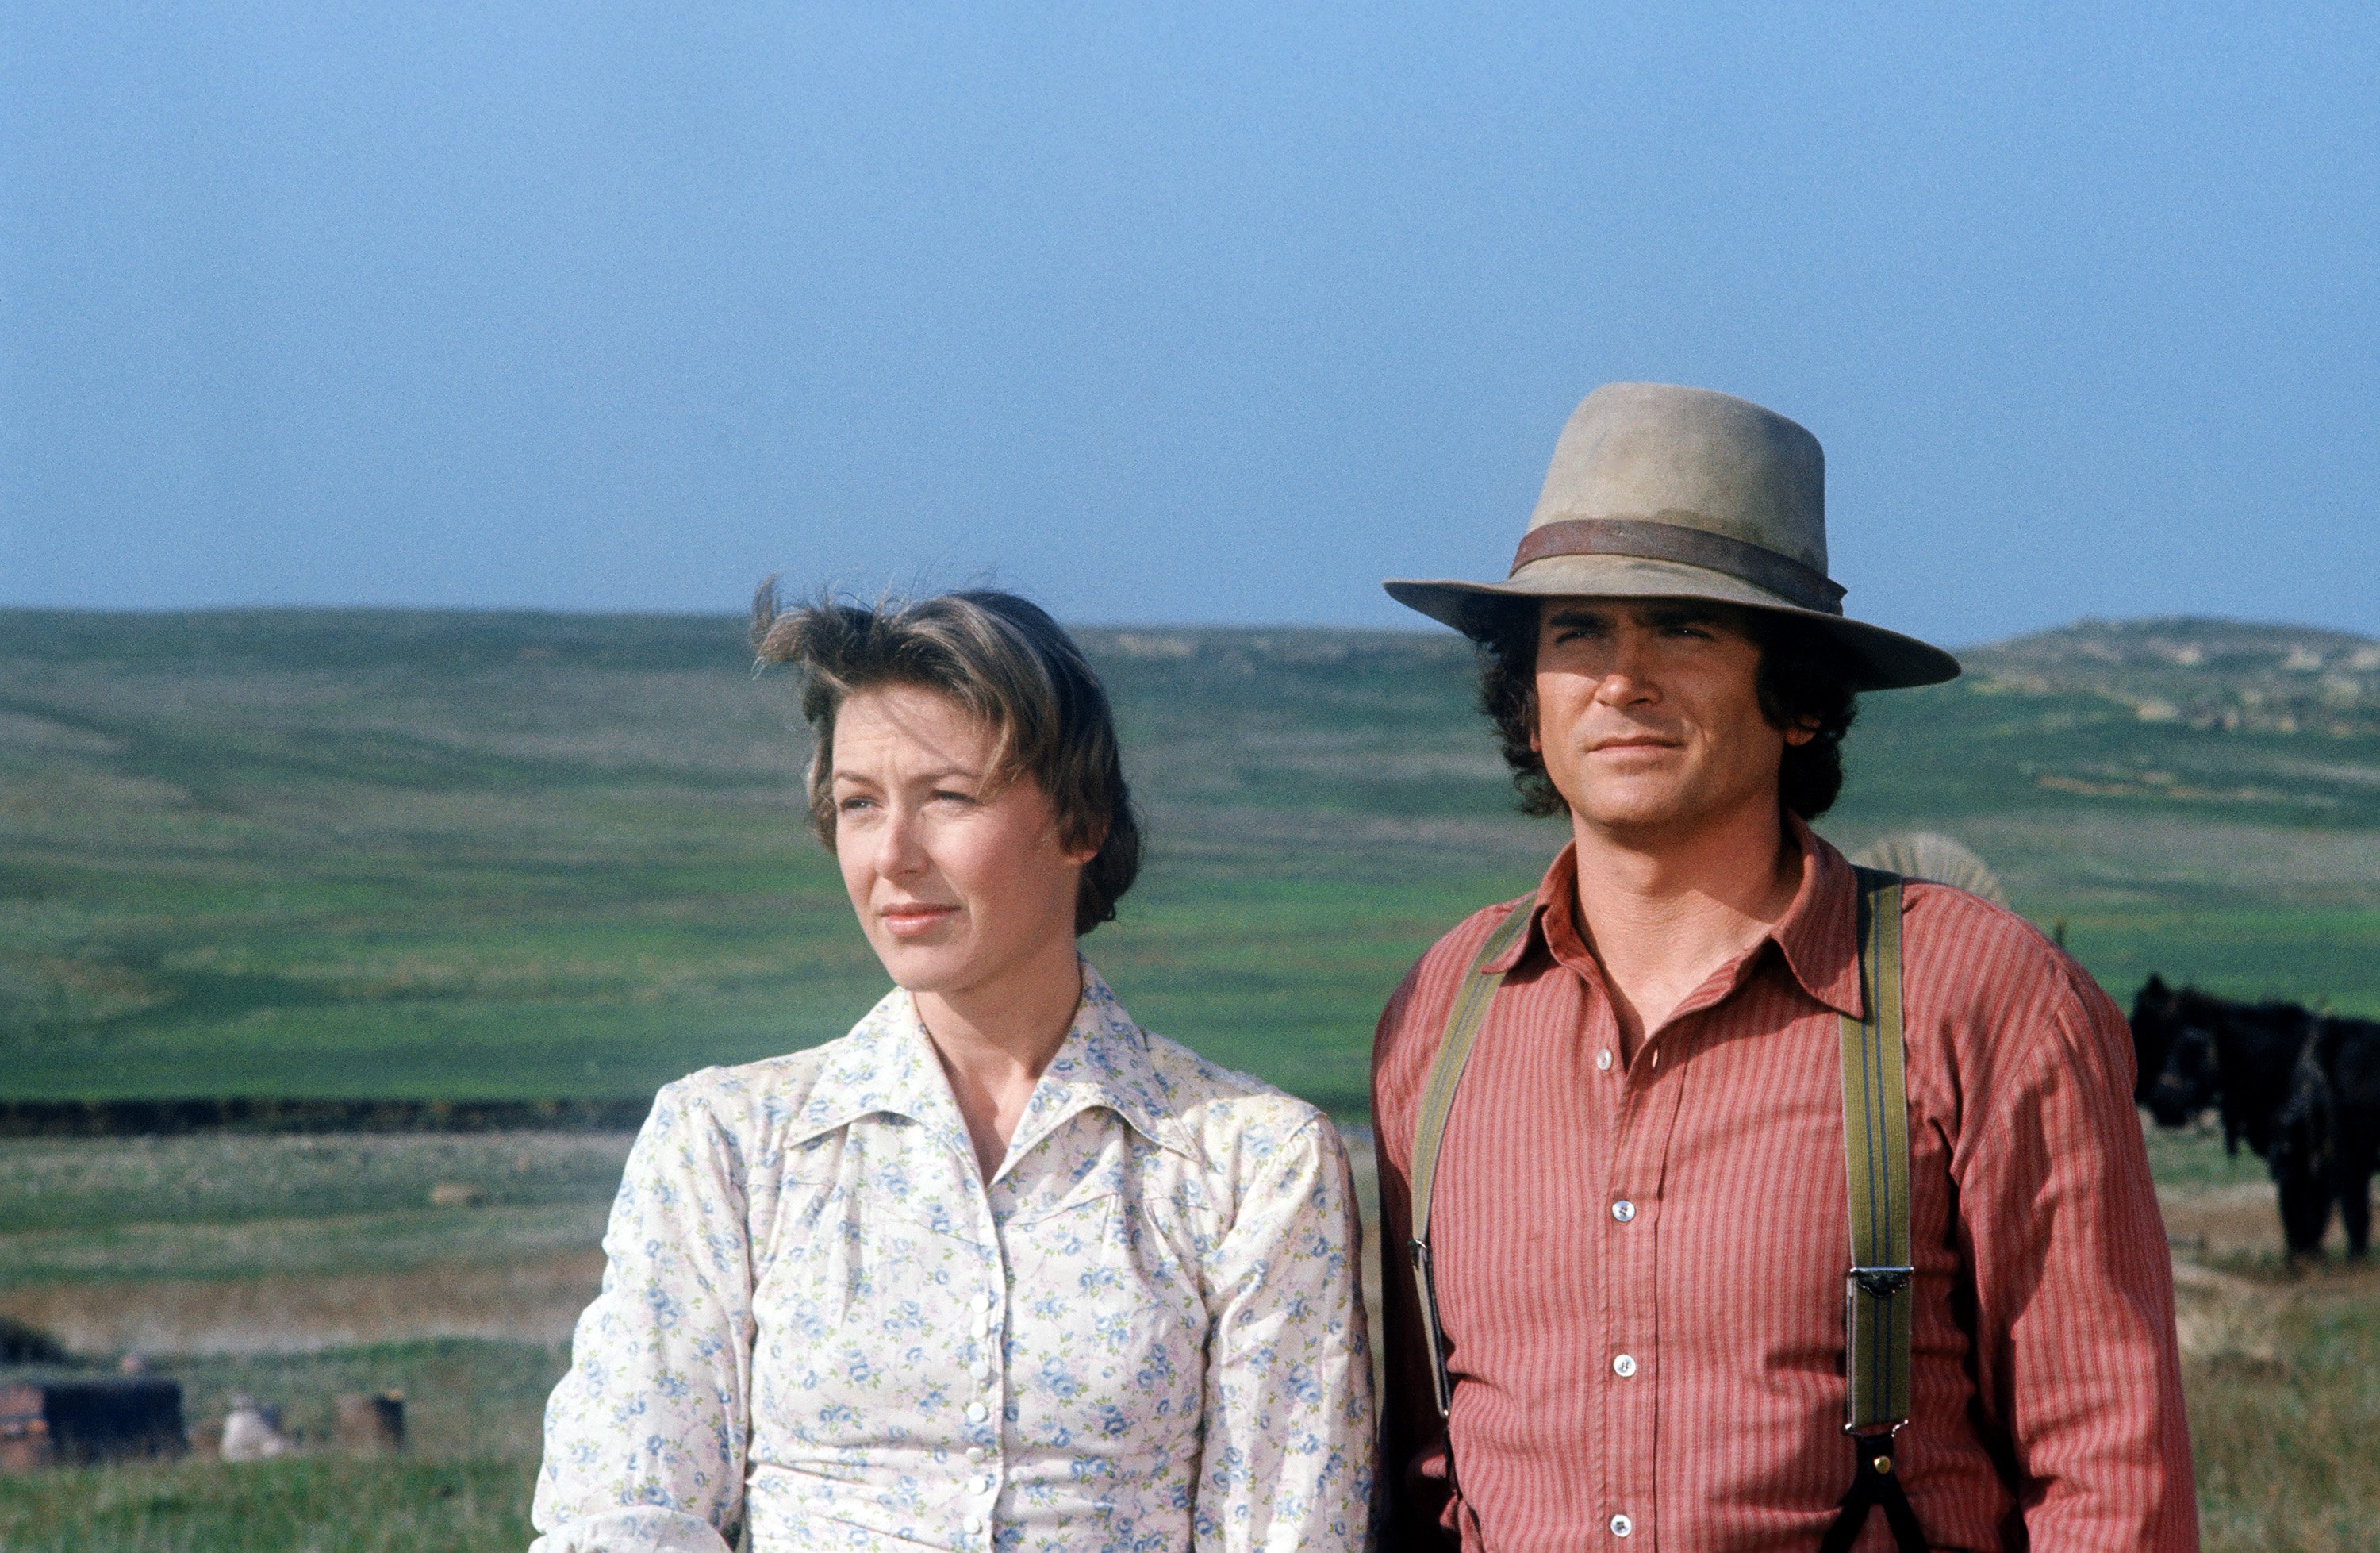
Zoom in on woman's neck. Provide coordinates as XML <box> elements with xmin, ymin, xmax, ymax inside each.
<box><xmin>912</xmin><ymin>932</ymin><xmax>1085</xmax><ymax>1182</ymax></box>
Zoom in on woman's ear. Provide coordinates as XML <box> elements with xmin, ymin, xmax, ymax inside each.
<box><xmin>1062</xmin><ymin>818</ymin><xmax>1107</xmax><ymax>867</ymax></box>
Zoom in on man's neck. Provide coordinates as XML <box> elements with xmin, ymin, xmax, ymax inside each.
<box><xmin>1568</xmin><ymin>798</ymin><xmax>1805</xmax><ymax>1059</ymax></box>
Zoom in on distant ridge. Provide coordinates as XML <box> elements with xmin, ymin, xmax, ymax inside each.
<box><xmin>1963</xmin><ymin>617</ymin><xmax>2380</xmax><ymax>736</ymax></box>
<box><xmin>3</xmin><ymin>605</ymin><xmax>2374</xmax><ymax>737</ymax></box>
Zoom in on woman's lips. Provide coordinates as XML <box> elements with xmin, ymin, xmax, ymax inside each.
<box><xmin>880</xmin><ymin>904</ymin><xmax>960</xmax><ymax>939</ymax></box>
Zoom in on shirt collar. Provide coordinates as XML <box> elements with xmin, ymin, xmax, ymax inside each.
<box><xmin>1484</xmin><ymin>813</ymin><xmax>1865</xmax><ymax>1021</ymax></box>
<box><xmin>789</xmin><ymin>960</ymin><xmax>1192</xmax><ymax>1163</ymax></box>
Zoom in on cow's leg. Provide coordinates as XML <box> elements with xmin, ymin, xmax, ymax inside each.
<box><xmin>2338</xmin><ymin>1133</ymin><xmax>2374</xmax><ymax>1261</ymax></box>
<box><xmin>2276</xmin><ymin>1166</ymin><xmax>2331</xmax><ymax>1263</ymax></box>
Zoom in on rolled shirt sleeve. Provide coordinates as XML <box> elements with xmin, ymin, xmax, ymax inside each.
<box><xmin>1192</xmin><ymin>1113</ymin><xmax>1377</xmax><ymax>1553</ymax></box>
<box><xmin>532</xmin><ymin>1079</ymin><xmax>756</xmax><ymax>1553</ymax></box>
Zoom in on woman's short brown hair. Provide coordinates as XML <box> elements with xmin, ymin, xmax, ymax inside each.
<box><xmin>752</xmin><ymin>583</ymin><xmax>1142</xmax><ymax>935</ymax></box>
<box><xmin>1467</xmin><ymin>598</ymin><xmax>1861</xmax><ymax>821</ymax></box>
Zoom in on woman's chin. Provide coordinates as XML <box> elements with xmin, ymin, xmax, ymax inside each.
<box><xmin>872</xmin><ymin>937</ymin><xmax>979</xmax><ymax>995</ymax></box>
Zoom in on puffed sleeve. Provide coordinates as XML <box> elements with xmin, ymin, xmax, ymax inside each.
<box><xmin>530</xmin><ymin>1078</ymin><xmax>755</xmax><ymax>1553</ymax></box>
<box><xmin>1192</xmin><ymin>1112</ymin><xmax>1378</xmax><ymax>1553</ymax></box>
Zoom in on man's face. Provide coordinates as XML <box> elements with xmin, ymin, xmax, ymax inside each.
<box><xmin>1531</xmin><ymin>598</ymin><xmax>1808</xmax><ymax>842</ymax></box>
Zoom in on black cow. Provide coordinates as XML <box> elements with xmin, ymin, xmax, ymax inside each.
<box><xmin>2128</xmin><ymin>978</ymin><xmax>2306</xmax><ymax>1153</ymax></box>
<box><xmin>2128</xmin><ymin>978</ymin><xmax>2367</xmax><ymax>1260</ymax></box>
<box><xmin>2290</xmin><ymin>1014</ymin><xmax>2380</xmax><ymax>1260</ymax></box>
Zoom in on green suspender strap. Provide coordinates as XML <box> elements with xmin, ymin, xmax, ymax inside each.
<box><xmin>1406</xmin><ymin>895</ymin><xmax>1535</xmax><ymax>1420</ymax></box>
<box><xmin>1821</xmin><ymin>867</ymin><xmax>1928</xmax><ymax>1553</ymax></box>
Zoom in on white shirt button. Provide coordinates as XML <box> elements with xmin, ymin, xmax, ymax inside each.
<box><xmin>1596</xmin><ymin>1048</ymin><xmax>1614</xmax><ymax>1071</ymax></box>
<box><xmin>965</xmin><ymin>1446</ymin><xmax>985</xmax><ymax>1462</ymax></box>
<box><xmin>965</xmin><ymin>1401</ymin><xmax>988</xmax><ymax>1423</ymax></box>
<box><xmin>965</xmin><ymin>1515</ymin><xmax>985</xmax><ymax>1534</ymax></box>
<box><xmin>1611</xmin><ymin>1200</ymin><xmax>1635</xmax><ymax>1223</ymax></box>
<box><xmin>1610</xmin><ymin>1512</ymin><xmax>1633</xmax><ymax>1538</ymax></box>
<box><xmin>1613</xmin><ymin>1353</ymin><xmax>1638</xmax><ymax>1378</ymax></box>
<box><xmin>973</xmin><ymin>1474</ymin><xmax>994</xmax><ymax>1494</ymax></box>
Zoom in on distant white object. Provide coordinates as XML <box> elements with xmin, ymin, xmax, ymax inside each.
<box><xmin>221</xmin><ymin>1395</ymin><xmax>294</xmax><ymax>1461</ymax></box>
<box><xmin>1848</xmin><ymin>832</ymin><xmax>2009</xmax><ymax>907</ymax></box>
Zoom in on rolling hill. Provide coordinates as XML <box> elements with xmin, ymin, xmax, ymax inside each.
<box><xmin>4</xmin><ymin>609</ymin><xmax>2378</xmax><ymax>1112</ymax></box>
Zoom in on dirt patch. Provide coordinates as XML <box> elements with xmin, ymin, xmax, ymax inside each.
<box><xmin>0</xmin><ymin>1251</ymin><xmax>601</xmax><ymax>1356</ymax></box>
<box><xmin>2159</xmin><ymin>1182</ymin><xmax>2287</xmax><ymax>1259</ymax></box>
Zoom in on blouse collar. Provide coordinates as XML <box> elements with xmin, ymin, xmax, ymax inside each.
<box><xmin>789</xmin><ymin>960</ymin><xmax>1194</xmax><ymax>1169</ymax></box>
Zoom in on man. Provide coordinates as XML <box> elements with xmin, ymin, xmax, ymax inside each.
<box><xmin>1372</xmin><ymin>383</ymin><xmax>2194</xmax><ymax>1550</ymax></box>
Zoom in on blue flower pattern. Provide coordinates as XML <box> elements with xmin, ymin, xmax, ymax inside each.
<box><xmin>530</xmin><ymin>964</ymin><xmax>1374</xmax><ymax>1553</ymax></box>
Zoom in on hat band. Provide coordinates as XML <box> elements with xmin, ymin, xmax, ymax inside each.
<box><xmin>1511</xmin><ymin>518</ymin><xmax>1847</xmax><ymax>615</ymax></box>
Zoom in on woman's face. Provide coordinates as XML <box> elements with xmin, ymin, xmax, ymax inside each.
<box><xmin>830</xmin><ymin>682</ymin><xmax>1095</xmax><ymax>1001</ymax></box>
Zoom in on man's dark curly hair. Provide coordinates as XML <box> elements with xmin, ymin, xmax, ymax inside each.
<box><xmin>1467</xmin><ymin>598</ymin><xmax>1861</xmax><ymax>821</ymax></box>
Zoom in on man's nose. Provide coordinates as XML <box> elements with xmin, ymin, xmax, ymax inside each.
<box><xmin>1591</xmin><ymin>633</ymin><xmax>1658</xmax><ymax>704</ymax></box>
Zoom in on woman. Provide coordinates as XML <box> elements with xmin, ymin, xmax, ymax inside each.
<box><xmin>530</xmin><ymin>588</ymin><xmax>1376</xmax><ymax>1553</ymax></box>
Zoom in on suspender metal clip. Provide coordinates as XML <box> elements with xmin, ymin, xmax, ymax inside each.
<box><xmin>1408</xmin><ymin>1239</ymin><xmax>1454</xmax><ymax>1417</ymax></box>
<box><xmin>1851</xmin><ymin>1264</ymin><xmax>1914</xmax><ymax>1300</ymax></box>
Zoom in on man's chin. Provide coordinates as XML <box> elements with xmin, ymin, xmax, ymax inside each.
<box><xmin>1563</xmin><ymin>789</ymin><xmax>1698</xmax><ymax>837</ymax></box>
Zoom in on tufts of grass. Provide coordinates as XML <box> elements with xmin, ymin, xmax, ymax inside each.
<box><xmin>0</xmin><ymin>1456</ymin><xmax>534</xmax><ymax>1553</ymax></box>
<box><xmin>2190</xmin><ymin>1287</ymin><xmax>2380</xmax><ymax>1551</ymax></box>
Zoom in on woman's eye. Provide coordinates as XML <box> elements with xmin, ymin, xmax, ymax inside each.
<box><xmin>837</xmin><ymin>795</ymin><xmax>874</xmax><ymax>813</ymax></box>
<box><xmin>931</xmin><ymin>789</ymin><xmax>976</xmax><ymax>805</ymax></box>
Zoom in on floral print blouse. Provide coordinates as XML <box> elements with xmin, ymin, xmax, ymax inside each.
<box><xmin>529</xmin><ymin>964</ymin><xmax>1376</xmax><ymax>1553</ymax></box>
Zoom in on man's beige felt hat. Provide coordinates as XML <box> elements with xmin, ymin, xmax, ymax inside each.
<box><xmin>1384</xmin><ymin>382</ymin><xmax>1960</xmax><ymax>690</ymax></box>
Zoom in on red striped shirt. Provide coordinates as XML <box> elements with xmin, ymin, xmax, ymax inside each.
<box><xmin>1371</xmin><ymin>821</ymin><xmax>2196</xmax><ymax>1551</ymax></box>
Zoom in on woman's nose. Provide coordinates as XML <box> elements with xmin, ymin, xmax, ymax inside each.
<box><xmin>874</xmin><ymin>808</ymin><xmax>927</xmax><ymax>875</ymax></box>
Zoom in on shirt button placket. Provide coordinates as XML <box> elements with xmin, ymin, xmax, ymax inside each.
<box><xmin>965</xmin><ymin>1274</ymin><xmax>1004</xmax><ymax>1541</ymax></box>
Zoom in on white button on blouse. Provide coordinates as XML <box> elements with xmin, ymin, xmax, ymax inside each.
<box><xmin>530</xmin><ymin>966</ymin><xmax>1375</xmax><ymax>1553</ymax></box>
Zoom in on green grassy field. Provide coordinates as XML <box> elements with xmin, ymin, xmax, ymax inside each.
<box><xmin>8</xmin><ymin>609</ymin><xmax>2380</xmax><ymax>1112</ymax></box>
<box><xmin>7</xmin><ymin>607</ymin><xmax>2380</xmax><ymax>1548</ymax></box>
<box><xmin>1</xmin><ymin>1125</ymin><xmax>2373</xmax><ymax>1551</ymax></box>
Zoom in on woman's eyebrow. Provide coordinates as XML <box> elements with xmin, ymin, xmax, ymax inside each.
<box><xmin>831</xmin><ymin>765</ymin><xmax>982</xmax><ymax>783</ymax></box>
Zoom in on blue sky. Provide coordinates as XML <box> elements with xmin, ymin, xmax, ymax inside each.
<box><xmin>3</xmin><ymin>3</ymin><xmax>2374</xmax><ymax>646</ymax></box>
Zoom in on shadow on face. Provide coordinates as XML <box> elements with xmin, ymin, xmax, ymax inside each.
<box><xmin>1530</xmin><ymin>598</ymin><xmax>1802</xmax><ymax>840</ymax></box>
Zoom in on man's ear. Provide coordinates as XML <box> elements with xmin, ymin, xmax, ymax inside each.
<box><xmin>1783</xmin><ymin>717</ymin><xmax>1820</xmax><ymax>748</ymax></box>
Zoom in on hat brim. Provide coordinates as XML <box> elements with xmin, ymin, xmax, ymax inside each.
<box><xmin>1384</xmin><ymin>554</ymin><xmax>1960</xmax><ymax>691</ymax></box>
